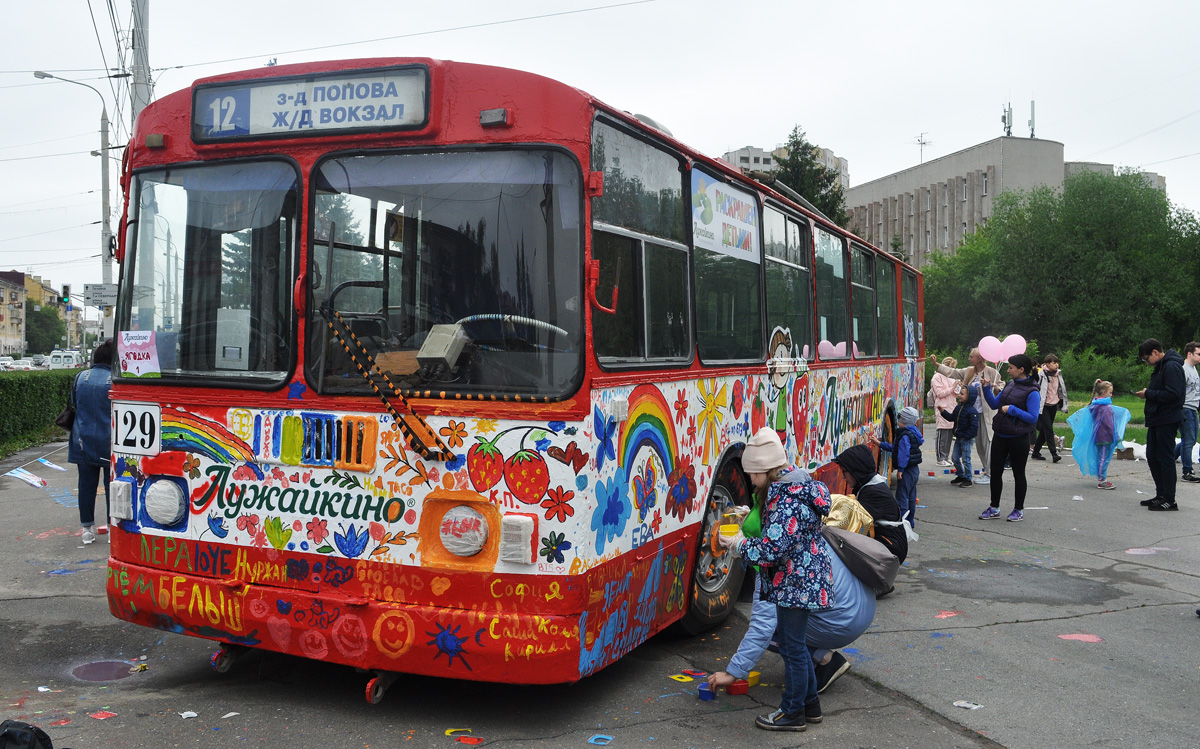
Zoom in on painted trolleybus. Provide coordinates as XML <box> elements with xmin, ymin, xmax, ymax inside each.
<box><xmin>105</xmin><ymin>58</ymin><xmax>924</xmax><ymax>701</ymax></box>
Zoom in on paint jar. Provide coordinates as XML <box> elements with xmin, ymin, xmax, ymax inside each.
<box><xmin>719</xmin><ymin>524</ymin><xmax>740</xmax><ymax>537</ymax></box>
<box><xmin>697</xmin><ymin>683</ymin><xmax>715</xmax><ymax>700</ymax></box>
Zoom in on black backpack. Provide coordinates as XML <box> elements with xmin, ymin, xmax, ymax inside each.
<box><xmin>0</xmin><ymin>721</ymin><xmax>53</xmax><ymax>749</ymax></box>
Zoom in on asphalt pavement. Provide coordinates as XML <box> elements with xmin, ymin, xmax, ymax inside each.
<box><xmin>2</xmin><ymin>427</ymin><xmax>1197</xmax><ymax>748</ymax></box>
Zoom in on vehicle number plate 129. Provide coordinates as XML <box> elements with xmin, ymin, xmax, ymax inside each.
<box><xmin>111</xmin><ymin>402</ymin><xmax>162</xmax><ymax>456</ymax></box>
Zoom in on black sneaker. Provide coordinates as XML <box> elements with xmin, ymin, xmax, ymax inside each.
<box><xmin>1148</xmin><ymin>500</ymin><xmax>1179</xmax><ymax>511</ymax></box>
<box><xmin>815</xmin><ymin>651</ymin><xmax>850</xmax><ymax>694</ymax></box>
<box><xmin>1140</xmin><ymin>496</ymin><xmax>1160</xmax><ymax>507</ymax></box>
<box><xmin>805</xmin><ymin>699</ymin><xmax>823</xmax><ymax>723</ymax></box>
<box><xmin>958</xmin><ymin>480</ymin><xmax>974</xmax><ymax>487</ymax></box>
<box><xmin>875</xmin><ymin>584</ymin><xmax>895</xmax><ymax>599</ymax></box>
<box><xmin>1031</xmin><ymin>453</ymin><xmax>1046</xmax><ymax>460</ymax></box>
<box><xmin>755</xmin><ymin>708</ymin><xmax>806</xmax><ymax>731</ymax></box>
<box><xmin>949</xmin><ymin>476</ymin><xmax>965</xmax><ymax>486</ymax></box>
<box><xmin>1052</xmin><ymin>454</ymin><xmax>1062</xmax><ymax>463</ymax></box>
<box><xmin>1183</xmin><ymin>473</ymin><xmax>1200</xmax><ymax>483</ymax></box>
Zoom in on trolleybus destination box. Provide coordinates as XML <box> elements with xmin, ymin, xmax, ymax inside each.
<box><xmin>192</xmin><ymin>65</ymin><xmax>429</xmax><ymax>142</ymax></box>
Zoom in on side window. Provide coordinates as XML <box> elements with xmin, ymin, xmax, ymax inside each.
<box><xmin>814</xmin><ymin>228</ymin><xmax>849</xmax><ymax>359</ymax></box>
<box><xmin>591</xmin><ymin>120</ymin><xmax>690</xmax><ymax>364</ymax></box>
<box><xmin>592</xmin><ymin>230</ymin><xmax>690</xmax><ymax>362</ymax></box>
<box><xmin>876</xmin><ymin>257</ymin><xmax>898</xmax><ymax>357</ymax></box>
<box><xmin>692</xmin><ymin>170</ymin><xmax>761</xmax><ymax>362</ymax></box>
<box><xmin>851</xmin><ymin>245</ymin><xmax>876</xmax><ymax>358</ymax></box>
<box><xmin>902</xmin><ymin>270</ymin><xmax>920</xmax><ymax>356</ymax></box>
<box><xmin>764</xmin><ymin>207</ymin><xmax>812</xmax><ymax>360</ymax></box>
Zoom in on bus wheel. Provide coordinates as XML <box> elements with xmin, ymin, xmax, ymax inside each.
<box><xmin>210</xmin><ymin>643</ymin><xmax>247</xmax><ymax>673</ymax></box>
<box><xmin>675</xmin><ymin>460</ymin><xmax>750</xmax><ymax>635</ymax></box>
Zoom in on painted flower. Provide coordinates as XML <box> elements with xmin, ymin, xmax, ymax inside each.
<box><xmin>686</xmin><ymin>416</ymin><xmax>697</xmax><ymax>447</ymax></box>
<box><xmin>252</xmin><ymin>530</ymin><xmax>268</xmax><ymax>549</ymax></box>
<box><xmin>666</xmin><ymin>456</ymin><xmax>698</xmax><ymax>521</ymax></box>
<box><xmin>591</xmin><ymin>470</ymin><xmax>631</xmax><ymax>555</ymax></box>
<box><xmin>334</xmin><ymin>524</ymin><xmax>370</xmax><ymax>559</ymax></box>
<box><xmin>474</xmin><ymin>418</ymin><xmax>499</xmax><ymax>435</ymax></box>
<box><xmin>593</xmin><ymin>404</ymin><xmax>617</xmax><ymax>473</ymax></box>
<box><xmin>697</xmin><ymin>378</ymin><xmax>728</xmax><ymax>466</ymax></box>
<box><xmin>673</xmin><ymin>389</ymin><xmax>688</xmax><ymax>426</ymax></box>
<box><xmin>541</xmin><ymin>486</ymin><xmax>576</xmax><ymax>522</ymax></box>
<box><xmin>651</xmin><ymin>509</ymin><xmax>662</xmax><ymax>535</ymax></box>
<box><xmin>539</xmin><ymin>531</ymin><xmax>573</xmax><ymax>564</ymax></box>
<box><xmin>439</xmin><ymin>420</ymin><xmax>468</xmax><ymax>449</ymax></box>
<box><xmin>182</xmin><ymin>455</ymin><xmax>201</xmax><ymax>480</ymax></box>
<box><xmin>236</xmin><ymin>513</ymin><xmax>260</xmax><ymax>537</ymax></box>
<box><xmin>306</xmin><ymin>517</ymin><xmax>328</xmax><ymax>545</ymax></box>
<box><xmin>207</xmin><ymin>513</ymin><xmax>229</xmax><ymax>539</ymax></box>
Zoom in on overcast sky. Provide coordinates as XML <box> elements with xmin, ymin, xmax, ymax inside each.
<box><xmin>3</xmin><ymin>0</ymin><xmax>1197</xmax><ymax>314</ymax></box>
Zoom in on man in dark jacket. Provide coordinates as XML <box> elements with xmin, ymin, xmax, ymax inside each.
<box><xmin>1136</xmin><ymin>339</ymin><xmax>1185</xmax><ymax>511</ymax></box>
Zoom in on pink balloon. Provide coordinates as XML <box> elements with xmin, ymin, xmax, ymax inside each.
<box><xmin>999</xmin><ymin>334</ymin><xmax>1027</xmax><ymax>360</ymax></box>
<box><xmin>978</xmin><ymin>335</ymin><xmax>1003</xmax><ymax>362</ymax></box>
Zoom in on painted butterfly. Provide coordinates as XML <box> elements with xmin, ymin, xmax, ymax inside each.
<box><xmin>633</xmin><ymin>460</ymin><xmax>658</xmax><ymax>524</ymax></box>
<box><xmin>547</xmin><ymin>440</ymin><xmax>589</xmax><ymax>474</ymax></box>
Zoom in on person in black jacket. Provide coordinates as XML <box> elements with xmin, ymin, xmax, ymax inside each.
<box><xmin>942</xmin><ymin>384</ymin><xmax>980</xmax><ymax>487</ymax></box>
<box><xmin>979</xmin><ymin>354</ymin><xmax>1040</xmax><ymax>522</ymax></box>
<box><xmin>1136</xmin><ymin>339</ymin><xmax>1186</xmax><ymax>511</ymax></box>
<box><xmin>830</xmin><ymin>445</ymin><xmax>908</xmax><ymax>564</ymax></box>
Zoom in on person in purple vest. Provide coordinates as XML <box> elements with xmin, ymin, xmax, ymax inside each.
<box><xmin>977</xmin><ymin>353</ymin><xmax>1041</xmax><ymax>522</ymax></box>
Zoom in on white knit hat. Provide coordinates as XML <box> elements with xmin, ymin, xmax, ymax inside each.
<box><xmin>742</xmin><ymin>427</ymin><xmax>787</xmax><ymax>473</ymax></box>
<box><xmin>898</xmin><ymin>406</ymin><xmax>920</xmax><ymax>427</ymax></box>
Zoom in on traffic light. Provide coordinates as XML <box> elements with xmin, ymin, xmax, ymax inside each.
<box><xmin>61</xmin><ymin>284</ymin><xmax>70</xmax><ymax>305</ymax></box>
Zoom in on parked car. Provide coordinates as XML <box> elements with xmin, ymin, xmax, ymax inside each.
<box><xmin>30</xmin><ymin>354</ymin><xmax>46</xmax><ymax>367</ymax></box>
<box><xmin>0</xmin><ymin>355</ymin><xmax>13</xmax><ymax>371</ymax></box>
<box><xmin>8</xmin><ymin>358</ymin><xmax>35</xmax><ymax>370</ymax></box>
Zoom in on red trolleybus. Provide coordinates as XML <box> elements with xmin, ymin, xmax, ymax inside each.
<box><xmin>105</xmin><ymin>58</ymin><xmax>923</xmax><ymax>701</ymax></box>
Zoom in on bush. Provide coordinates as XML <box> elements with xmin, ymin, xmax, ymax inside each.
<box><xmin>1056</xmin><ymin>346</ymin><xmax>1146</xmax><ymax>396</ymax></box>
<box><xmin>0</xmin><ymin>369</ymin><xmax>77</xmax><ymax>444</ymax></box>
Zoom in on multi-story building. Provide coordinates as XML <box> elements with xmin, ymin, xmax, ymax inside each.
<box><xmin>720</xmin><ymin>144</ymin><xmax>850</xmax><ymax>190</ymax></box>
<box><xmin>845</xmin><ymin>136</ymin><xmax>1168</xmax><ymax>268</ymax></box>
<box><xmin>0</xmin><ymin>276</ymin><xmax>25</xmax><ymax>356</ymax></box>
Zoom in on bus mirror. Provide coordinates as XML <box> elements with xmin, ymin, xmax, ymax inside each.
<box><xmin>587</xmin><ymin>258</ymin><xmax>619</xmax><ymax>315</ymax></box>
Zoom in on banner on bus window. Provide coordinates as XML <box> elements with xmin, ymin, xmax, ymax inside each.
<box><xmin>192</xmin><ymin>66</ymin><xmax>428</xmax><ymax>142</ymax></box>
<box><xmin>690</xmin><ymin>171</ymin><xmax>760</xmax><ymax>263</ymax></box>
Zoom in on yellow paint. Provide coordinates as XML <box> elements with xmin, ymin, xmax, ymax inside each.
<box><xmin>280</xmin><ymin>415</ymin><xmax>303</xmax><ymax>465</ymax></box>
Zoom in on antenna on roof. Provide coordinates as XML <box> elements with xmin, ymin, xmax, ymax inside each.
<box><xmin>1028</xmin><ymin>100</ymin><xmax>1036</xmax><ymax>138</ymax></box>
<box><xmin>915</xmin><ymin>132</ymin><xmax>933</xmax><ymax>164</ymax></box>
<box><xmin>1001</xmin><ymin>102</ymin><xmax>1013</xmax><ymax>136</ymax></box>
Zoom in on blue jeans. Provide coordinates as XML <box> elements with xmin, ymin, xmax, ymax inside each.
<box><xmin>897</xmin><ymin>464</ymin><xmax>919</xmax><ymax>525</ymax></box>
<box><xmin>1174</xmin><ymin>408</ymin><xmax>1198</xmax><ymax>473</ymax></box>
<box><xmin>952</xmin><ymin>438</ymin><xmax>974</xmax><ymax>481</ymax></box>
<box><xmin>1096</xmin><ymin>442</ymin><xmax>1112</xmax><ymax>482</ymax></box>
<box><xmin>77</xmin><ymin>464</ymin><xmax>111</xmax><ymax>527</ymax></box>
<box><xmin>775</xmin><ymin>604</ymin><xmax>817</xmax><ymax>715</ymax></box>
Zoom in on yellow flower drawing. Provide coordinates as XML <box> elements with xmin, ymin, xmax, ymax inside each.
<box><xmin>697</xmin><ymin>378</ymin><xmax>728</xmax><ymax>466</ymax></box>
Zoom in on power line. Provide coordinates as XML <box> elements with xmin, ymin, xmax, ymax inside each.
<box><xmin>0</xmin><ymin>223</ymin><xmax>99</xmax><ymax>244</ymax></box>
<box><xmin>1082</xmin><ymin>106</ymin><xmax>1200</xmax><ymax>160</ymax></box>
<box><xmin>2</xmin><ymin>191</ymin><xmax>96</xmax><ymax>209</ymax></box>
<box><xmin>0</xmin><ymin>150</ymin><xmax>96</xmax><ymax>163</ymax></box>
<box><xmin>163</xmin><ymin>0</ymin><xmax>657</xmax><ymax>71</ymax></box>
<box><xmin>0</xmin><ymin>132</ymin><xmax>94</xmax><ymax>151</ymax></box>
<box><xmin>0</xmin><ymin>202</ymin><xmax>97</xmax><ymax>217</ymax></box>
<box><xmin>1139</xmin><ymin>151</ymin><xmax>1200</xmax><ymax>167</ymax></box>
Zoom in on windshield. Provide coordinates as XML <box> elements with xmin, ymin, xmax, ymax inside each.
<box><xmin>119</xmin><ymin>160</ymin><xmax>298</xmax><ymax>383</ymax></box>
<box><xmin>307</xmin><ymin>149</ymin><xmax>583</xmax><ymax>399</ymax></box>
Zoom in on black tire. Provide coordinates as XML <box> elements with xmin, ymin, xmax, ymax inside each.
<box><xmin>674</xmin><ymin>459</ymin><xmax>750</xmax><ymax>635</ymax></box>
<box><xmin>878</xmin><ymin>403</ymin><xmax>898</xmax><ymax>489</ymax></box>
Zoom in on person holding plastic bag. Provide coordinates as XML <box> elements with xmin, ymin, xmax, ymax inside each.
<box><xmin>68</xmin><ymin>339</ymin><xmax>113</xmax><ymax>545</ymax></box>
<box><xmin>1068</xmin><ymin>379</ymin><xmax>1131</xmax><ymax>490</ymax></box>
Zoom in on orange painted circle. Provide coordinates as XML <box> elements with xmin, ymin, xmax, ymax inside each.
<box><xmin>373</xmin><ymin>610</ymin><xmax>415</xmax><ymax>659</ymax></box>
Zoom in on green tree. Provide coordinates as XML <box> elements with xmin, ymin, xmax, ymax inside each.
<box><xmin>24</xmin><ymin>300</ymin><xmax>66</xmax><ymax>354</ymax></box>
<box><xmin>924</xmin><ymin>169</ymin><xmax>1200</xmax><ymax>356</ymax></box>
<box><xmin>773</xmin><ymin>126</ymin><xmax>849</xmax><ymax>227</ymax></box>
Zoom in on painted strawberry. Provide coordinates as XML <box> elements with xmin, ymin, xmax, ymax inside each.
<box><xmin>467</xmin><ymin>435</ymin><xmax>504</xmax><ymax>492</ymax></box>
<box><xmin>731</xmin><ymin>378</ymin><xmax>745</xmax><ymax>419</ymax></box>
<box><xmin>751</xmin><ymin>385</ymin><xmax>767</xmax><ymax>434</ymax></box>
<box><xmin>504</xmin><ymin>449</ymin><xmax>550</xmax><ymax>505</ymax></box>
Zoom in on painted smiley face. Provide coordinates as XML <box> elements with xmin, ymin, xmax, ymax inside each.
<box><xmin>373</xmin><ymin>610</ymin><xmax>415</xmax><ymax>659</ymax></box>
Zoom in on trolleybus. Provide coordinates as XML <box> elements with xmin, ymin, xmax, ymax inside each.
<box><xmin>105</xmin><ymin>57</ymin><xmax>924</xmax><ymax>701</ymax></box>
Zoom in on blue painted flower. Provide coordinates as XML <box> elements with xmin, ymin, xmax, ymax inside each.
<box><xmin>547</xmin><ymin>421</ymin><xmax>566</xmax><ymax>433</ymax></box>
<box><xmin>591</xmin><ymin>470</ymin><xmax>631</xmax><ymax>555</ymax></box>
<box><xmin>539</xmin><ymin>531</ymin><xmax>573</xmax><ymax>564</ymax></box>
<box><xmin>446</xmin><ymin>453</ymin><xmax>466</xmax><ymax>471</ymax></box>
<box><xmin>334</xmin><ymin>523</ymin><xmax>370</xmax><ymax>558</ymax></box>
<box><xmin>593</xmin><ymin>405</ymin><xmax>616</xmax><ymax>472</ymax></box>
<box><xmin>575</xmin><ymin>474</ymin><xmax>589</xmax><ymax>491</ymax></box>
<box><xmin>207</xmin><ymin>513</ymin><xmax>229</xmax><ymax>538</ymax></box>
<box><xmin>535</xmin><ymin>437</ymin><xmax>551</xmax><ymax>452</ymax></box>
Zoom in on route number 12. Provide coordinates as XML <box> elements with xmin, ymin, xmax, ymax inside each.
<box><xmin>209</xmin><ymin>95</ymin><xmax>237</xmax><ymax>132</ymax></box>
<box><xmin>111</xmin><ymin>402</ymin><xmax>161</xmax><ymax>456</ymax></box>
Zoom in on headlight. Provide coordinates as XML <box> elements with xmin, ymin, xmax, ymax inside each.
<box><xmin>144</xmin><ymin>479</ymin><xmax>186</xmax><ymax>526</ymax></box>
<box><xmin>439</xmin><ymin>505</ymin><xmax>489</xmax><ymax>557</ymax></box>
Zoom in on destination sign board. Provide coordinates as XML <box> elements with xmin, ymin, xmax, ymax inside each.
<box><xmin>192</xmin><ymin>66</ymin><xmax>428</xmax><ymax>142</ymax></box>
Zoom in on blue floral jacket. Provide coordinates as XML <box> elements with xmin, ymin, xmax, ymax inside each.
<box><xmin>738</xmin><ymin>467</ymin><xmax>834</xmax><ymax>611</ymax></box>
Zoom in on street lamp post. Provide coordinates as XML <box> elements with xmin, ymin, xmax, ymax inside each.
<box><xmin>33</xmin><ymin>71</ymin><xmax>114</xmax><ymax>288</ymax></box>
